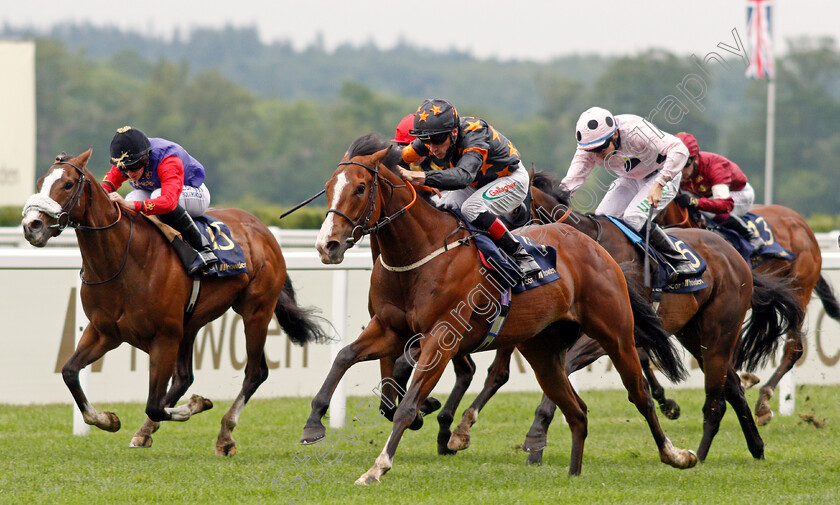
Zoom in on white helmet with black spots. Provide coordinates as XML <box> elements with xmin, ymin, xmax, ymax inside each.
<box><xmin>575</xmin><ymin>107</ymin><xmax>618</xmax><ymax>150</ymax></box>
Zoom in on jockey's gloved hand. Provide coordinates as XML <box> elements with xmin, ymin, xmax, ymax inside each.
<box><xmin>674</xmin><ymin>193</ymin><xmax>697</xmax><ymax>209</ymax></box>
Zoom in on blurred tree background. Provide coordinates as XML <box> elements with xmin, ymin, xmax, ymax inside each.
<box><xmin>2</xmin><ymin>25</ymin><xmax>838</xmax><ymax>227</ymax></box>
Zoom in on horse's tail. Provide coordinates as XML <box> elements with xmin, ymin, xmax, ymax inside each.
<box><xmin>814</xmin><ymin>274</ymin><xmax>840</xmax><ymax>320</ymax></box>
<box><xmin>736</xmin><ymin>271</ymin><xmax>805</xmax><ymax>372</ymax></box>
<box><xmin>275</xmin><ymin>277</ymin><xmax>333</xmax><ymax>346</ymax></box>
<box><xmin>625</xmin><ymin>276</ymin><xmax>688</xmax><ymax>383</ymax></box>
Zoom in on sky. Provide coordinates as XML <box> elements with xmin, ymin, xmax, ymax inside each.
<box><xmin>2</xmin><ymin>0</ymin><xmax>839</xmax><ymax>61</ymax></box>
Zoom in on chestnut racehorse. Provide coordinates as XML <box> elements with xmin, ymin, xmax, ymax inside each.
<box><xmin>657</xmin><ymin>199</ymin><xmax>840</xmax><ymax>424</ymax></box>
<box><xmin>22</xmin><ymin>150</ymin><xmax>328</xmax><ymax>455</ymax></box>
<box><xmin>303</xmin><ymin>135</ymin><xmax>696</xmax><ymax>482</ymax></box>
<box><xmin>443</xmin><ymin>171</ymin><xmax>804</xmax><ymax>465</ymax></box>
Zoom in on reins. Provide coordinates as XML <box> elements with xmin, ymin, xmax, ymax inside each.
<box><xmin>50</xmin><ymin>159</ymin><xmax>132</xmax><ymax>285</ymax></box>
<box><xmin>325</xmin><ymin>160</ymin><xmax>419</xmax><ymax>246</ymax></box>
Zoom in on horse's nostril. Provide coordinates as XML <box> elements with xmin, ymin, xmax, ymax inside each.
<box><xmin>325</xmin><ymin>240</ymin><xmax>340</xmax><ymax>253</ymax></box>
<box><xmin>28</xmin><ymin>219</ymin><xmax>43</xmax><ymax>232</ymax></box>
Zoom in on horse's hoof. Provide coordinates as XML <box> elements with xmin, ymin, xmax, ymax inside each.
<box><xmin>740</xmin><ymin>373</ymin><xmax>760</xmax><ymax>389</ymax></box>
<box><xmin>102</xmin><ymin>412</ymin><xmax>121</xmax><ymax>432</ymax></box>
<box><xmin>408</xmin><ymin>414</ymin><xmax>424</xmax><ymax>431</ymax></box>
<box><xmin>129</xmin><ymin>434</ymin><xmax>152</xmax><ymax>448</ymax></box>
<box><xmin>661</xmin><ymin>400</ymin><xmax>681</xmax><ymax>420</ymax></box>
<box><xmin>190</xmin><ymin>394</ymin><xmax>214</xmax><ymax>413</ymax></box>
<box><xmin>447</xmin><ymin>431</ymin><xmax>470</xmax><ymax>451</ymax></box>
<box><xmin>755</xmin><ymin>410</ymin><xmax>774</xmax><ymax>426</ymax></box>
<box><xmin>354</xmin><ymin>474</ymin><xmax>380</xmax><ymax>486</ymax></box>
<box><xmin>526</xmin><ymin>451</ymin><xmax>544</xmax><ymax>466</ymax></box>
<box><xmin>438</xmin><ymin>444</ymin><xmax>457</xmax><ymax>456</ymax></box>
<box><xmin>522</xmin><ymin>436</ymin><xmax>547</xmax><ymax>453</ymax></box>
<box><xmin>215</xmin><ymin>442</ymin><xmax>236</xmax><ymax>457</ymax></box>
<box><xmin>420</xmin><ymin>397</ymin><xmax>442</xmax><ymax>416</ymax></box>
<box><xmin>300</xmin><ymin>426</ymin><xmax>326</xmax><ymax>445</ymax></box>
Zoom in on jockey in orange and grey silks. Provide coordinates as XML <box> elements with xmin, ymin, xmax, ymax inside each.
<box><xmin>399</xmin><ymin>98</ymin><xmax>540</xmax><ymax>281</ymax></box>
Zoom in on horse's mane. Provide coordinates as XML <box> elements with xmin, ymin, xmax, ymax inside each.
<box><xmin>346</xmin><ymin>133</ymin><xmax>405</xmax><ymax>175</ymax></box>
<box><xmin>55</xmin><ymin>151</ymin><xmax>73</xmax><ymax>163</ymax></box>
<box><xmin>532</xmin><ymin>171</ymin><xmax>571</xmax><ymax>206</ymax></box>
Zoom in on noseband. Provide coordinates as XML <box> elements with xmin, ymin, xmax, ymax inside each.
<box><xmin>32</xmin><ymin>158</ymin><xmax>131</xmax><ymax>285</ymax></box>
<box><xmin>325</xmin><ymin>160</ymin><xmax>416</xmax><ymax>246</ymax></box>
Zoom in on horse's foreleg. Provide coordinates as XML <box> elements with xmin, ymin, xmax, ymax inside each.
<box><xmin>131</xmin><ymin>337</ymin><xmax>196</xmax><ymax>448</ymax></box>
<box><xmin>448</xmin><ymin>349</ymin><xmax>511</xmax><ymax>452</ymax></box>
<box><xmin>145</xmin><ymin>337</ymin><xmax>212</xmax><ymax>423</ymax></box>
<box><xmin>518</xmin><ymin>333</ymin><xmax>588</xmax><ymax>475</ymax></box>
<box><xmin>724</xmin><ymin>365</ymin><xmax>765</xmax><ymax>460</ymax></box>
<box><xmin>755</xmin><ymin>330</ymin><xmax>803</xmax><ymax>426</ymax></box>
<box><xmin>639</xmin><ymin>348</ymin><xmax>681</xmax><ymax>420</ymax></box>
<box><xmin>522</xmin><ymin>393</ymin><xmax>558</xmax><ymax>465</ymax></box>
<box><xmin>695</xmin><ymin>352</ymin><xmax>728</xmax><ymax>462</ymax></box>
<box><xmin>62</xmin><ymin>326</ymin><xmax>122</xmax><ymax>432</ymax></box>
<box><xmin>301</xmin><ymin>316</ymin><xmax>402</xmax><ymax>445</ymax></box>
<box><xmin>594</xmin><ymin>322</ymin><xmax>697</xmax><ymax>470</ymax></box>
<box><xmin>436</xmin><ymin>354</ymin><xmax>476</xmax><ymax>455</ymax></box>
<box><xmin>356</xmin><ymin>341</ymin><xmax>455</xmax><ymax>485</ymax></box>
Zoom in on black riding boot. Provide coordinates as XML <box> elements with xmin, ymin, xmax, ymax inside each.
<box><xmin>160</xmin><ymin>206</ymin><xmax>219</xmax><ymax>275</ymax></box>
<box><xmin>646</xmin><ymin>223</ymin><xmax>696</xmax><ymax>283</ymax></box>
<box><xmin>497</xmin><ymin>231</ymin><xmax>543</xmax><ymax>280</ymax></box>
<box><xmin>721</xmin><ymin>215</ymin><xmax>765</xmax><ymax>251</ymax></box>
<box><xmin>471</xmin><ymin>211</ymin><xmax>542</xmax><ymax>282</ymax></box>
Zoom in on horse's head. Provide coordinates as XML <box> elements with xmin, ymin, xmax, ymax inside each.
<box><xmin>531</xmin><ymin>171</ymin><xmax>572</xmax><ymax>222</ymax></box>
<box><xmin>22</xmin><ymin>149</ymin><xmax>93</xmax><ymax>247</ymax></box>
<box><xmin>316</xmin><ymin>136</ymin><xmax>395</xmax><ymax>264</ymax></box>
<box><xmin>657</xmin><ymin>199</ymin><xmax>705</xmax><ymax>229</ymax></box>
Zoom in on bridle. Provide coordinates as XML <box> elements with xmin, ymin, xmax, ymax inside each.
<box><xmin>325</xmin><ymin>159</ymin><xmax>417</xmax><ymax>246</ymax></box>
<box><xmin>48</xmin><ymin>158</ymin><xmax>133</xmax><ymax>285</ymax></box>
<box><xmin>47</xmin><ymin>159</ymin><xmax>124</xmax><ymax>233</ymax></box>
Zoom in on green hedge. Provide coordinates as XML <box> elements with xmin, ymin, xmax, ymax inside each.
<box><xmin>0</xmin><ymin>206</ymin><xmax>22</xmax><ymax>226</ymax></box>
<box><xmin>2</xmin><ymin>205</ymin><xmax>326</xmax><ymax>229</ymax></box>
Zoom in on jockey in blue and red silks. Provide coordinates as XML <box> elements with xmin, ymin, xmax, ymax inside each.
<box><xmin>398</xmin><ymin>98</ymin><xmax>541</xmax><ymax>281</ymax></box>
<box><xmin>101</xmin><ymin>126</ymin><xmax>218</xmax><ymax>274</ymax></box>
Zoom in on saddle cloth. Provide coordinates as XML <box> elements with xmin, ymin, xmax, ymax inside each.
<box><xmin>607</xmin><ymin>216</ymin><xmax>708</xmax><ymax>294</ymax></box>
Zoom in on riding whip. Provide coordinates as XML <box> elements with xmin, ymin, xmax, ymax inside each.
<box><xmin>280</xmin><ymin>189</ymin><xmax>326</xmax><ymax>219</ymax></box>
<box><xmin>643</xmin><ymin>205</ymin><xmax>655</xmax><ymax>288</ymax></box>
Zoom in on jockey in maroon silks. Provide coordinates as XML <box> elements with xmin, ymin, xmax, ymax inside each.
<box><xmin>101</xmin><ymin>126</ymin><xmax>218</xmax><ymax>274</ymax></box>
<box><xmin>674</xmin><ymin>132</ymin><xmax>765</xmax><ymax>250</ymax></box>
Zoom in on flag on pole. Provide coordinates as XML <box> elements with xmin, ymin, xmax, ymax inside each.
<box><xmin>746</xmin><ymin>0</ymin><xmax>775</xmax><ymax>79</ymax></box>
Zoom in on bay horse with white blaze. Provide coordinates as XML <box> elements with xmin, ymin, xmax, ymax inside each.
<box><xmin>22</xmin><ymin>149</ymin><xmax>328</xmax><ymax>455</ymax></box>
<box><xmin>303</xmin><ymin>134</ymin><xmax>696</xmax><ymax>483</ymax></box>
<box><xmin>657</xmin><ymin>199</ymin><xmax>840</xmax><ymax>425</ymax></box>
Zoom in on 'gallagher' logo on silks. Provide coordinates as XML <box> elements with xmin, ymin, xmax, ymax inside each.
<box><xmin>483</xmin><ymin>181</ymin><xmax>517</xmax><ymax>200</ymax></box>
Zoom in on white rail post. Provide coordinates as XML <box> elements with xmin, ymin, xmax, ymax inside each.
<box><xmin>329</xmin><ymin>269</ymin><xmax>348</xmax><ymax>428</ymax></box>
<box><xmin>73</xmin><ymin>278</ymin><xmax>90</xmax><ymax>436</ymax></box>
<box><xmin>778</xmin><ymin>366</ymin><xmax>795</xmax><ymax>416</ymax></box>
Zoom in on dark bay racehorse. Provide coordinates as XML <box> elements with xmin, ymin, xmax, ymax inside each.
<box><xmin>657</xmin><ymin>199</ymin><xmax>840</xmax><ymax>424</ymax></box>
<box><xmin>22</xmin><ymin>150</ymin><xmax>328</xmax><ymax>455</ymax></box>
<box><xmin>444</xmin><ymin>171</ymin><xmax>804</xmax><ymax>464</ymax></box>
<box><xmin>303</xmin><ymin>135</ymin><xmax>697</xmax><ymax>482</ymax></box>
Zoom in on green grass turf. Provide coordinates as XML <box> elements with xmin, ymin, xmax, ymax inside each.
<box><xmin>0</xmin><ymin>386</ymin><xmax>838</xmax><ymax>504</ymax></box>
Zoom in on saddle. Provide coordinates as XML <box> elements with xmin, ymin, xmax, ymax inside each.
<box><xmin>606</xmin><ymin>216</ymin><xmax>708</xmax><ymax>293</ymax></box>
<box><xmin>143</xmin><ymin>214</ymin><xmax>248</xmax><ymax>277</ymax></box>
<box><xmin>705</xmin><ymin>212</ymin><xmax>794</xmax><ymax>267</ymax></box>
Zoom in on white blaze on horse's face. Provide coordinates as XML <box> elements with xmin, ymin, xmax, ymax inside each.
<box><xmin>315</xmin><ymin>171</ymin><xmax>349</xmax><ymax>264</ymax></box>
<box><xmin>22</xmin><ymin>167</ymin><xmax>65</xmax><ymax>224</ymax></box>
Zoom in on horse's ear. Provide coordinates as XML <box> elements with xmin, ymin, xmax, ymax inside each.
<box><xmin>529</xmin><ymin>162</ymin><xmax>535</xmax><ymax>182</ymax></box>
<box><xmin>76</xmin><ymin>148</ymin><xmax>93</xmax><ymax>168</ymax></box>
<box><xmin>370</xmin><ymin>146</ymin><xmax>393</xmax><ymax>166</ymax></box>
